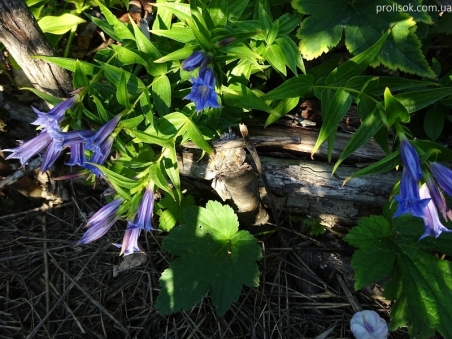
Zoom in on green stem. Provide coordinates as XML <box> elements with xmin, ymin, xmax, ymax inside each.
<box><xmin>64</xmin><ymin>25</ymin><xmax>78</xmax><ymax>58</ymax></box>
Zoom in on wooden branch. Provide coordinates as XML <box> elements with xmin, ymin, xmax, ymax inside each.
<box><xmin>178</xmin><ymin>129</ymin><xmax>399</xmax><ymax>229</ymax></box>
<box><xmin>0</xmin><ymin>0</ymin><xmax>72</xmax><ymax>97</ymax></box>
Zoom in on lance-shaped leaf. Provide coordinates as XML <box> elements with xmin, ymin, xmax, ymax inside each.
<box><xmin>156</xmin><ymin>201</ymin><xmax>262</xmax><ymax>315</ymax></box>
<box><xmin>260</xmin><ymin>75</ymin><xmax>314</xmax><ymax>100</ymax></box>
<box><xmin>394</xmin><ymin>87</ymin><xmax>452</xmax><ymax>113</ymax></box>
<box><xmin>311</xmin><ymin>88</ymin><xmax>352</xmax><ymax>158</ymax></box>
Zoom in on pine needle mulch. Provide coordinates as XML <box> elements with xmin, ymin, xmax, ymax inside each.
<box><xmin>0</xmin><ymin>195</ymin><xmax>399</xmax><ymax>339</ymax></box>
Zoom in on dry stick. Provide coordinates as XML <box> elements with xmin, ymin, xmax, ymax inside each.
<box><xmin>336</xmin><ymin>274</ymin><xmax>361</xmax><ymax>313</ymax></box>
<box><xmin>41</xmin><ymin>215</ymin><xmax>50</xmax><ymax>316</ymax></box>
<box><xmin>239</xmin><ymin>124</ymin><xmax>280</xmax><ymax>228</ymax></box>
<box><xmin>0</xmin><ymin>157</ymin><xmax>43</xmax><ymax>190</ymax></box>
<box><xmin>48</xmin><ymin>253</ymin><xmax>129</xmax><ymax>334</ymax></box>
<box><xmin>26</xmin><ymin>246</ymin><xmax>103</xmax><ymax>339</ymax></box>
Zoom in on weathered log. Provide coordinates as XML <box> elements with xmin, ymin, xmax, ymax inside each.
<box><xmin>179</xmin><ymin>128</ymin><xmax>399</xmax><ymax>230</ymax></box>
<box><xmin>0</xmin><ymin>0</ymin><xmax>72</xmax><ymax>97</ymax></box>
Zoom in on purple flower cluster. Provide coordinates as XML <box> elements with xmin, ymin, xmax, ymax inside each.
<box><xmin>3</xmin><ymin>96</ymin><xmax>119</xmax><ymax>175</ymax></box>
<box><xmin>394</xmin><ymin>137</ymin><xmax>452</xmax><ymax>240</ymax></box>
<box><xmin>182</xmin><ymin>51</ymin><xmax>220</xmax><ymax>112</ymax></box>
<box><xmin>78</xmin><ymin>184</ymin><xmax>155</xmax><ymax>256</ymax></box>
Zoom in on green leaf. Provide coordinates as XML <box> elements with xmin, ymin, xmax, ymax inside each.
<box><xmin>73</xmin><ymin>60</ymin><xmax>90</xmax><ymax>89</ymax></box>
<box><xmin>275</xmin><ymin>36</ymin><xmax>302</xmax><ymax>75</ymax></box>
<box><xmin>261</xmin><ymin>75</ymin><xmax>314</xmax><ymax>100</ymax></box>
<box><xmin>265</xmin><ymin>43</ymin><xmax>286</xmax><ymax>75</ymax></box>
<box><xmin>395</xmin><ymin>87</ymin><xmax>452</xmax><ymax>113</ymax></box>
<box><xmin>346</xmin><ymin>214</ymin><xmax>452</xmax><ymax>338</ymax></box>
<box><xmin>127</xmin><ymin>129</ymin><xmax>175</xmax><ymax>148</ymax></box>
<box><xmin>95</xmin><ymin>1</ymin><xmax>135</xmax><ymax>41</ymax></box>
<box><xmin>264</xmin><ymin>97</ymin><xmax>299</xmax><ymax>126</ymax></box>
<box><xmin>293</xmin><ymin>0</ymin><xmax>435</xmax><ymax>78</ymax></box>
<box><xmin>332</xmin><ymin>108</ymin><xmax>383</xmax><ymax>174</ymax></box>
<box><xmin>344</xmin><ymin>215</ymin><xmax>395</xmax><ymax>290</ymax></box>
<box><xmin>149</xmin><ymin>161</ymin><xmax>175</xmax><ymax>200</ymax></box>
<box><xmin>156</xmin><ymin>201</ymin><xmax>262</xmax><ymax>315</ymax></box>
<box><xmin>38</xmin><ymin>13</ymin><xmax>85</xmax><ymax>34</ymax></box>
<box><xmin>152</xmin><ymin>75</ymin><xmax>171</xmax><ymax>116</ymax></box>
<box><xmin>100</xmin><ymin>63</ymin><xmax>146</xmax><ymax>94</ymax></box>
<box><xmin>33</xmin><ymin>56</ymin><xmax>95</xmax><ymax>74</ymax></box>
<box><xmin>383</xmin><ymin>87</ymin><xmax>410</xmax><ymax>127</ymax></box>
<box><xmin>223</xmin><ymin>83</ymin><xmax>279</xmax><ymax>118</ymax></box>
<box><xmin>151</xmin><ymin>28</ymin><xmax>196</xmax><ymax>43</ymax></box>
<box><xmin>326</xmin><ymin>29</ymin><xmax>390</xmax><ymax>86</ymax></box>
<box><xmin>110</xmin><ymin>45</ymin><xmax>147</xmax><ymax>66</ymax></box>
<box><xmin>162</xmin><ymin>146</ymin><xmax>182</xmax><ymax>202</ymax></box>
<box><xmin>89</xmin><ymin>164</ymin><xmax>138</xmax><ymax>199</ymax></box>
<box><xmin>208</xmin><ymin>0</ymin><xmax>228</xmax><ymax>27</ymax></box>
<box><xmin>424</xmin><ymin>105</ymin><xmax>445</xmax><ymax>141</ymax></box>
<box><xmin>157</xmin><ymin>194</ymin><xmax>195</xmax><ymax>232</ymax></box>
<box><xmin>186</xmin><ymin>121</ymin><xmax>213</xmax><ymax>155</ymax></box>
<box><xmin>189</xmin><ymin>0</ymin><xmax>212</xmax><ymax>51</ymax></box>
<box><xmin>92</xmin><ymin>95</ymin><xmax>110</xmax><ymax>122</ymax></box>
<box><xmin>21</xmin><ymin>88</ymin><xmax>62</xmax><ymax>105</ymax></box>
<box><xmin>311</xmin><ymin>88</ymin><xmax>352</xmax><ymax>157</ymax></box>
<box><xmin>119</xmin><ymin>116</ymin><xmax>144</xmax><ymax>129</ymax></box>
<box><xmin>343</xmin><ymin>149</ymin><xmax>401</xmax><ymax>185</ymax></box>
<box><xmin>116</xmin><ymin>71</ymin><xmax>131</xmax><ymax>109</ymax></box>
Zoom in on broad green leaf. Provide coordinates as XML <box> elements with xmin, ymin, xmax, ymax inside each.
<box><xmin>395</xmin><ymin>87</ymin><xmax>452</xmax><ymax>113</ymax></box>
<box><xmin>346</xmin><ymin>214</ymin><xmax>452</xmax><ymax>338</ymax></box>
<box><xmin>383</xmin><ymin>87</ymin><xmax>410</xmax><ymax>127</ymax></box>
<box><xmin>33</xmin><ymin>56</ymin><xmax>95</xmax><ymax>74</ymax></box>
<box><xmin>344</xmin><ymin>215</ymin><xmax>395</xmax><ymax>289</ymax></box>
<box><xmin>275</xmin><ymin>36</ymin><xmax>302</xmax><ymax>75</ymax></box>
<box><xmin>100</xmin><ymin>63</ymin><xmax>146</xmax><ymax>94</ymax></box>
<box><xmin>292</xmin><ymin>0</ymin><xmax>435</xmax><ymax>78</ymax></box>
<box><xmin>265</xmin><ymin>43</ymin><xmax>286</xmax><ymax>75</ymax></box>
<box><xmin>152</xmin><ymin>75</ymin><xmax>171</xmax><ymax>116</ymax></box>
<box><xmin>127</xmin><ymin>129</ymin><xmax>175</xmax><ymax>148</ymax></box>
<box><xmin>116</xmin><ymin>71</ymin><xmax>131</xmax><ymax>108</ymax></box>
<box><xmin>92</xmin><ymin>95</ymin><xmax>110</xmax><ymax>122</ymax></box>
<box><xmin>151</xmin><ymin>28</ymin><xmax>196</xmax><ymax>43</ymax></box>
<box><xmin>73</xmin><ymin>60</ymin><xmax>90</xmax><ymax>89</ymax></box>
<box><xmin>228</xmin><ymin>0</ymin><xmax>250</xmax><ymax>20</ymax></box>
<box><xmin>156</xmin><ymin>194</ymin><xmax>195</xmax><ymax>231</ymax></box>
<box><xmin>326</xmin><ymin>29</ymin><xmax>390</xmax><ymax>86</ymax></box>
<box><xmin>151</xmin><ymin>2</ymin><xmax>191</xmax><ymax>22</ymax></box>
<box><xmin>223</xmin><ymin>83</ymin><xmax>279</xmax><ymax>119</ymax></box>
<box><xmin>38</xmin><ymin>13</ymin><xmax>85</xmax><ymax>34</ymax></box>
<box><xmin>208</xmin><ymin>0</ymin><xmax>228</xmax><ymax>27</ymax></box>
<box><xmin>186</xmin><ymin>121</ymin><xmax>213</xmax><ymax>155</ymax></box>
<box><xmin>332</xmin><ymin>108</ymin><xmax>383</xmax><ymax>174</ymax></box>
<box><xmin>189</xmin><ymin>0</ymin><xmax>212</xmax><ymax>51</ymax></box>
<box><xmin>96</xmin><ymin>1</ymin><xmax>135</xmax><ymax>41</ymax></box>
<box><xmin>311</xmin><ymin>88</ymin><xmax>352</xmax><ymax>157</ymax></box>
<box><xmin>110</xmin><ymin>45</ymin><xmax>147</xmax><ymax>66</ymax></box>
<box><xmin>264</xmin><ymin>97</ymin><xmax>299</xmax><ymax>126</ymax></box>
<box><xmin>149</xmin><ymin>162</ymin><xmax>175</xmax><ymax>200</ymax></box>
<box><xmin>88</xmin><ymin>164</ymin><xmax>138</xmax><ymax>199</ymax></box>
<box><xmin>119</xmin><ymin>116</ymin><xmax>144</xmax><ymax>129</ymax></box>
<box><xmin>424</xmin><ymin>106</ymin><xmax>445</xmax><ymax>141</ymax></box>
<box><xmin>266</xmin><ymin>19</ymin><xmax>279</xmax><ymax>46</ymax></box>
<box><xmin>154</xmin><ymin>47</ymin><xmax>194</xmax><ymax>64</ymax></box>
<box><xmin>156</xmin><ymin>201</ymin><xmax>262</xmax><ymax>315</ymax></box>
<box><xmin>261</xmin><ymin>75</ymin><xmax>314</xmax><ymax>100</ymax></box>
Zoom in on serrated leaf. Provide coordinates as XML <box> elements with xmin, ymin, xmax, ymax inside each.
<box><xmin>261</xmin><ymin>74</ymin><xmax>314</xmax><ymax>100</ymax></box>
<box><xmin>156</xmin><ymin>201</ymin><xmax>262</xmax><ymax>315</ymax></box>
<box><xmin>293</xmin><ymin>0</ymin><xmax>434</xmax><ymax>78</ymax></box>
<box><xmin>157</xmin><ymin>194</ymin><xmax>195</xmax><ymax>231</ymax></box>
<box><xmin>344</xmin><ymin>215</ymin><xmax>395</xmax><ymax>290</ymax></box>
<box><xmin>38</xmin><ymin>13</ymin><xmax>85</xmax><ymax>34</ymax></box>
<box><xmin>326</xmin><ymin>29</ymin><xmax>390</xmax><ymax>86</ymax></box>
<box><xmin>311</xmin><ymin>88</ymin><xmax>352</xmax><ymax>157</ymax></box>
